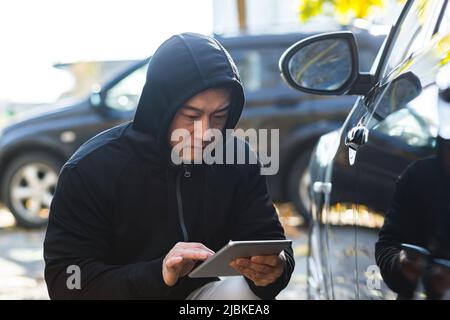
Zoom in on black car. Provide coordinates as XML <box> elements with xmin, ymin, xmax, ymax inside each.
<box><xmin>0</xmin><ymin>31</ymin><xmax>382</xmax><ymax>228</ymax></box>
<box><xmin>279</xmin><ymin>0</ymin><xmax>449</xmax><ymax>299</ymax></box>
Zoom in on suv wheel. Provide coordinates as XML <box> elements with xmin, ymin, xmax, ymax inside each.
<box><xmin>2</xmin><ymin>153</ymin><xmax>62</xmax><ymax>228</ymax></box>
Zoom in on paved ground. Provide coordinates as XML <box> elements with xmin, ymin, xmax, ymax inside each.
<box><xmin>0</xmin><ymin>203</ymin><xmax>308</xmax><ymax>300</ymax></box>
<box><xmin>0</xmin><ymin>208</ymin><xmax>47</xmax><ymax>299</ymax></box>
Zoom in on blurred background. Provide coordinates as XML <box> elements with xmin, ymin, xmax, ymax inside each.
<box><xmin>0</xmin><ymin>0</ymin><xmax>404</xmax><ymax>299</ymax></box>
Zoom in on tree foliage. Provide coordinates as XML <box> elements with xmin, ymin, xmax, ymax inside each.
<box><xmin>298</xmin><ymin>0</ymin><xmax>405</xmax><ymax>24</ymax></box>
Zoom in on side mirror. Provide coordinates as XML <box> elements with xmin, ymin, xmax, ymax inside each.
<box><xmin>89</xmin><ymin>84</ymin><xmax>103</xmax><ymax>108</ymax></box>
<box><xmin>279</xmin><ymin>31</ymin><xmax>373</xmax><ymax>96</ymax></box>
<box><xmin>88</xmin><ymin>85</ymin><xmax>111</xmax><ymax>118</ymax></box>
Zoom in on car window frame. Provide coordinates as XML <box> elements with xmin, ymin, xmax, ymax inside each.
<box><xmin>361</xmin><ymin>1</ymin><xmax>449</xmax><ymax>130</ymax></box>
<box><xmin>374</xmin><ymin>0</ymin><xmax>448</xmax><ymax>84</ymax></box>
<box><xmin>340</xmin><ymin>0</ymin><xmax>447</xmax><ymax>135</ymax></box>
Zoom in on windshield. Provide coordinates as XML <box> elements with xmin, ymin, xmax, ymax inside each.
<box><xmin>378</xmin><ymin>0</ymin><xmax>445</xmax><ymax>81</ymax></box>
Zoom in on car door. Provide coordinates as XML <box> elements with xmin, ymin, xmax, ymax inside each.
<box><xmin>317</xmin><ymin>0</ymin><xmax>448</xmax><ymax>300</ymax></box>
<box><xmin>349</xmin><ymin>1</ymin><xmax>449</xmax><ymax>299</ymax></box>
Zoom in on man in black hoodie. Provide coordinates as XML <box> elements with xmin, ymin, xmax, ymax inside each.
<box><xmin>376</xmin><ymin>83</ymin><xmax>450</xmax><ymax>299</ymax></box>
<box><xmin>43</xmin><ymin>33</ymin><xmax>294</xmax><ymax>299</ymax></box>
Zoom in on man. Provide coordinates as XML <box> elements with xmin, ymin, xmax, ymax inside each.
<box><xmin>375</xmin><ymin>81</ymin><xmax>450</xmax><ymax>299</ymax></box>
<box><xmin>44</xmin><ymin>33</ymin><xmax>294</xmax><ymax>299</ymax></box>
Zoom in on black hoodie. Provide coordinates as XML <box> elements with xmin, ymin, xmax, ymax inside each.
<box><xmin>375</xmin><ymin>154</ymin><xmax>450</xmax><ymax>299</ymax></box>
<box><xmin>43</xmin><ymin>33</ymin><xmax>294</xmax><ymax>300</ymax></box>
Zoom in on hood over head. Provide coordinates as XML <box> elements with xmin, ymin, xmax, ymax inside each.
<box><xmin>132</xmin><ymin>32</ymin><xmax>245</xmax><ymax>150</ymax></box>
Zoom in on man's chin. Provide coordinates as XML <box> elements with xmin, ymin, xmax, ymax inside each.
<box><xmin>179</xmin><ymin>148</ymin><xmax>204</xmax><ymax>163</ymax></box>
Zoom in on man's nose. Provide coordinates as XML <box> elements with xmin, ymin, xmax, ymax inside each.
<box><xmin>192</xmin><ymin>117</ymin><xmax>209</xmax><ymax>144</ymax></box>
<box><xmin>197</xmin><ymin>117</ymin><xmax>211</xmax><ymax>139</ymax></box>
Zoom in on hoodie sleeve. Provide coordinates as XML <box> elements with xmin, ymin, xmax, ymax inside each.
<box><xmin>43</xmin><ymin>164</ymin><xmax>172</xmax><ymax>299</ymax></box>
<box><xmin>231</xmin><ymin>162</ymin><xmax>295</xmax><ymax>300</ymax></box>
<box><xmin>375</xmin><ymin>168</ymin><xmax>417</xmax><ymax>298</ymax></box>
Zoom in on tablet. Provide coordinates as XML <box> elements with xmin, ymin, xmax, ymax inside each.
<box><xmin>188</xmin><ymin>239</ymin><xmax>292</xmax><ymax>278</ymax></box>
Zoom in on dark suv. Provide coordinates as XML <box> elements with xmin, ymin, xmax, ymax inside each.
<box><xmin>0</xmin><ymin>31</ymin><xmax>382</xmax><ymax>228</ymax></box>
<box><xmin>280</xmin><ymin>0</ymin><xmax>449</xmax><ymax>299</ymax></box>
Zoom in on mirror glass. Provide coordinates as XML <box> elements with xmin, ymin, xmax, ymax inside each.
<box><xmin>287</xmin><ymin>38</ymin><xmax>353</xmax><ymax>91</ymax></box>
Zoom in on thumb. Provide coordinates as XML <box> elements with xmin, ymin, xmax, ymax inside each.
<box><xmin>163</xmin><ymin>256</ymin><xmax>184</xmax><ymax>287</ymax></box>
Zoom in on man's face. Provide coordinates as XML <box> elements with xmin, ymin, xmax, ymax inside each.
<box><xmin>168</xmin><ymin>87</ymin><xmax>231</xmax><ymax>161</ymax></box>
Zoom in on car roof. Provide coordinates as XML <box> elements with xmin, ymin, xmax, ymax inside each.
<box><xmin>214</xmin><ymin>28</ymin><xmax>384</xmax><ymax>48</ymax></box>
<box><xmin>215</xmin><ymin>32</ymin><xmax>315</xmax><ymax>47</ymax></box>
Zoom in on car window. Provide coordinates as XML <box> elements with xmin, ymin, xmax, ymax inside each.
<box><xmin>372</xmin><ymin>86</ymin><xmax>438</xmax><ymax>148</ymax></box>
<box><xmin>105</xmin><ymin>64</ymin><xmax>148</xmax><ymax>111</ymax></box>
<box><xmin>340</xmin><ymin>28</ymin><xmax>449</xmax><ymax>148</ymax></box>
<box><xmin>438</xmin><ymin>0</ymin><xmax>450</xmax><ymax>34</ymax></box>
<box><xmin>230</xmin><ymin>47</ymin><xmax>285</xmax><ymax>93</ymax></box>
<box><xmin>379</xmin><ymin>0</ymin><xmax>444</xmax><ymax>80</ymax></box>
<box><xmin>367</xmin><ymin>9</ymin><xmax>450</xmax><ymax>145</ymax></box>
<box><xmin>365</xmin><ymin>30</ymin><xmax>450</xmax><ymax>127</ymax></box>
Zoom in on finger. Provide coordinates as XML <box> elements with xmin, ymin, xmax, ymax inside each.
<box><xmin>232</xmin><ymin>264</ymin><xmax>266</xmax><ymax>281</ymax></box>
<box><xmin>178</xmin><ymin>248</ymin><xmax>213</xmax><ymax>261</ymax></box>
<box><xmin>251</xmin><ymin>272</ymin><xmax>279</xmax><ymax>287</ymax></box>
<box><xmin>231</xmin><ymin>260</ymin><xmax>276</xmax><ymax>279</ymax></box>
<box><xmin>233</xmin><ymin>260</ymin><xmax>283</xmax><ymax>284</ymax></box>
<box><xmin>251</xmin><ymin>255</ymin><xmax>280</xmax><ymax>267</ymax></box>
<box><xmin>246</xmin><ymin>262</ymin><xmax>274</xmax><ymax>274</ymax></box>
<box><xmin>183</xmin><ymin>243</ymin><xmax>215</xmax><ymax>255</ymax></box>
<box><xmin>235</xmin><ymin>258</ymin><xmax>276</xmax><ymax>274</ymax></box>
<box><xmin>233</xmin><ymin>258</ymin><xmax>251</xmax><ymax>267</ymax></box>
<box><xmin>187</xmin><ymin>242</ymin><xmax>215</xmax><ymax>254</ymax></box>
<box><xmin>230</xmin><ymin>260</ymin><xmax>250</xmax><ymax>271</ymax></box>
<box><xmin>166</xmin><ymin>256</ymin><xmax>183</xmax><ymax>268</ymax></box>
<box><xmin>174</xmin><ymin>242</ymin><xmax>214</xmax><ymax>255</ymax></box>
<box><xmin>253</xmin><ymin>279</ymin><xmax>272</xmax><ymax>287</ymax></box>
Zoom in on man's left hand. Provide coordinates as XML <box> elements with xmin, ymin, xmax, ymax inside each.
<box><xmin>230</xmin><ymin>251</ymin><xmax>286</xmax><ymax>287</ymax></box>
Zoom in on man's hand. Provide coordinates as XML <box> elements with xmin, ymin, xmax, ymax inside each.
<box><xmin>399</xmin><ymin>249</ymin><xmax>426</xmax><ymax>283</ymax></box>
<box><xmin>162</xmin><ymin>242</ymin><xmax>214</xmax><ymax>287</ymax></box>
<box><xmin>229</xmin><ymin>251</ymin><xmax>286</xmax><ymax>287</ymax></box>
<box><xmin>426</xmin><ymin>264</ymin><xmax>450</xmax><ymax>298</ymax></box>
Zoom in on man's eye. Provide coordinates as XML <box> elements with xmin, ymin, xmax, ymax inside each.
<box><xmin>185</xmin><ymin>115</ymin><xmax>199</xmax><ymax>120</ymax></box>
<box><xmin>214</xmin><ymin>114</ymin><xmax>227</xmax><ymax>119</ymax></box>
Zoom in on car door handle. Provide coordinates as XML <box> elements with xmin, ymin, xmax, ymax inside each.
<box><xmin>313</xmin><ymin>181</ymin><xmax>332</xmax><ymax>195</ymax></box>
<box><xmin>344</xmin><ymin>125</ymin><xmax>369</xmax><ymax>151</ymax></box>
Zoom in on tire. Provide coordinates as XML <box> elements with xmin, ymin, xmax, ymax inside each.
<box><xmin>1</xmin><ymin>152</ymin><xmax>62</xmax><ymax>229</ymax></box>
<box><xmin>287</xmin><ymin>149</ymin><xmax>313</xmax><ymax>226</ymax></box>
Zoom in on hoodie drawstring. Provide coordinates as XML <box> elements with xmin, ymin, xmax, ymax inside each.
<box><xmin>172</xmin><ymin>164</ymin><xmax>209</xmax><ymax>244</ymax></box>
<box><xmin>202</xmin><ymin>167</ymin><xmax>209</xmax><ymax>245</ymax></box>
<box><xmin>176</xmin><ymin>167</ymin><xmax>189</xmax><ymax>242</ymax></box>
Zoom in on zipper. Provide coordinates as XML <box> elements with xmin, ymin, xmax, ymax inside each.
<box><xmin>175</xmin><ymin>165</ymin><xmax>191</xmax><ymax>242</ymax></box>
<box><xmin>183</xmin><ymin>165</ymin><xmax>191</xmax><ymax>178</ymax></box>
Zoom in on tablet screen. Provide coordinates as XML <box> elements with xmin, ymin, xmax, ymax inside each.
<box><xmin>188</xmin><ymin>239</ymin><xmax>292</xmax><ymax>278</ymax></box>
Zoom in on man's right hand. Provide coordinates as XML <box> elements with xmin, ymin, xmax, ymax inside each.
<box><xmin>399</xmin><ymin>249</ymin><xmax>426</xmax><ymax>283</ymax></box>
<box><xmin>162</xmin><ymin>242</ymin><xmax>214</xmax><ymax>286</ymax></box>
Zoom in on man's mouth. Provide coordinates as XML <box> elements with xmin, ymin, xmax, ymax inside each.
<box><xmin>190</xmin><ymin>143</ymin><xmax>209</xmax><ymax>150</ymax></box>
